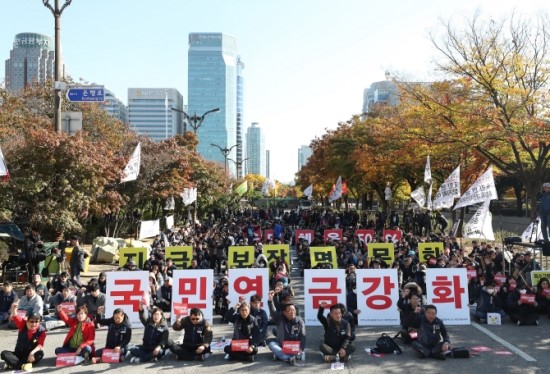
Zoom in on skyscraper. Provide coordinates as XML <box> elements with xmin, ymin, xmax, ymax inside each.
<box><xmin>188</xmin><ymin>33</ymin><xmax>238</xmax><ymax>177</ymax></box>
<box><xmin>362</xmin><ymin>72</ymin><xmax>399</xmax><ymax>114</ymax></box>
<box><xmin>298</xmin><ymin>145</ymin><xmax>312</xmax><ymax>171</ymax></box>
<box><xmin>101</xmin><ymin>89</ymin><xmax>128</xmax><ymax>124</ymax></box>
<box><xmin>5</xmin><ymin>33</ymin><xmax>56</xmax><ymax>92</ymax></box>
<box><xmin>128</xmin><ymin>88</ymin><xmax>183</xmax><ymax>141</ymax></box>
<box><xmin>246</xmin><ymin>122</ymin><xmax>266</xmax><ymax>176</ymax></box>
<box><xmin>236</xmin><ymin>56</ymin><xmax>245</xmax><ymax>179</ymax></box>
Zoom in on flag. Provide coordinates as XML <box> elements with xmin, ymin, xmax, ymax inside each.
<box><xmin>303</xmin><ymin>184</ymin><xmax>313</xmax><ymax>199</ymax></box>
<box><xmin>268</xmin><ymin>178</ymin><xmax>276</xmax><ymax>190</ymax></box>
<box><xmin>433</xmin><ymin>166</ymin><xmax>461</xmax><ymax>210</ymax></box>
<box><xmin>180</xmin><ymin>187</ymin><xmax>197</xmax><ymax>206</ymax></box>
<box><xmin>261</xmin><ymin>180</ymin><xmax>269</xmax><ymax>195</ymax></box>
<box><xmin>426</xmin><ymin>182</ymin><xmax>433</xmax><ymax>210</ymax></box>
<box><xmin>410</xmin><ymin>186</ymin><xmax>426</xmax><ymax>207</ymax></box>
<box><xmin>454</xmin><ymin>166</ymin><xmax>498</xmax><ymax>210</ymax></box>
<box><xmin>121</xmin><ymin>143</ymin><xmax>141</xmax><ymax>183</ymax></box>
<box><xmin>164</xmin><ymin>196</ymin><xmax>175</xmax><ymax>210</ymax></box>
<box><xmin>521</xmin><ymin>219</ymin><xmax>543</xmax><ymax>243</ymax></box>
<box><xmin>0</xmin><ymin>146</ymin><xmax>9</xmax><ymax>183</ymax></box>
<box><xmin>342</xmin><ymin>180</ymin><xmax>348</xmax><ymax>195</ymax></box>
<box><xmin>463</xmin><ymin>200</ymin><xmax>494</xmax><ymax>240</ymax></box>
<box><xmin>235</xmin><ymin>180</ymin><xmax>248</xmax><ymax>196</ymax></box>
<box><xmin>424</xmin><ymin>155</ymin><xmax>432</xmax><ymax>184</ymax></box>
<box><xmin>329</xmin><ymin>176</ymin><xmax>342</xmax><ymax>202</ymax></box>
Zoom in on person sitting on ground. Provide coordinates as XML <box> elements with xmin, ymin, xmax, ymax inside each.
<box><xmin>317</xmin><ymin>302</ymin><xmax>355</xmax><ymax>363</ymax></box>
<box><xmin>10</xmin><ymin>285</ymin><xmax>43</xmax><ymax>329</ymax></box>
<box><xmin>54</xmin><ymin>305</ymin><xmax>96</xmax><ymax>363</ymax></box>
<box><xmin>0</xmin><ymin>281</ymin><xmax>18</xmax><ymax>324</ymax></box>
<box><xmin>411</xmin><ymin>304</ymin><xmax>451</xmax><ymax>360</ymax></box>
<box><xmin>43</xmin><ymin>286</ymin><xmax>77</xmax><ymax>331</ymax></box>
<box><xmin>169</xmin><ymin>307</ymin><xmax>213</xmax><ymax>361</ymax></box>
<box><xmin>129</xmin><ymin>301</ymin><xmax>169</xmax><ymax>363</ymax></box>
<box><xmin>92</xmin><ymin>308</ymin><xmax>133</xmax><ymax>364</ymax></box>
<box><xmin>223</xmin><ymin>301</ymin><xmax>260</xmax><ymax>362</ymax></box>
<box><xmin>534</xmin><ymin>277</ymin><xmax>550</xmax><ymax>315</ymax></box>
<box><xmin>1</xmin><ymin>306</ymin><xmax>46</xmax><ymax>371</ymax></box>
<box><xmin>154</xmin><ymin>277</ymin><xmax>172</xmax><ymax>313</ymax></box>
<box><xmin>472</xmin><ymin>281</ymin><xmax>506</xmax><ymax>323</ymax></box>
<box><xmin>507</xmin><ymin>282</ymin><xmax>539</xmax><ymax>326</ymax></box>
<box><xmin>267</xmin><ymin>291</ymin><xmax>306</xmax><ymax>365</ymax></box>
<box><xmin>76</xmin><ymin>283</ymin><xmax>105</xmax><ymax>325</ymax></box>
<box><xmin>49</xmin><ymin>272</ymin><xmax>75</xmax><ymax>296</ymax></box>
<box><xmin>397</xmin><ymin>292</ymin><xmax>423</xmax><ymax>344</ymax></box>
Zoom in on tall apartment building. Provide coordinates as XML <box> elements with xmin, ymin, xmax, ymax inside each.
<box><xmin>128</xmin><ymin>88</ymin><xmax>184</xmax><ymax>141</ymax></box>
<box><xmin>236</xmin><ymin>56</ymin><xmax>246</xmax><ymax>179</ymax></box>
<box><xmin>5</xmin><ymin>33</ymin><xmax>56</xmax><ymax>92</ymax></box>
<box><xmin>188</xmin><ymin>32</ymin><xmax>238</xmax><ymax>177</ymax></box>
<box><xmin>246</xmin><ymin>122</ymin><xmax>266</xmax><ymax>176</ymax></box>
<box><xmin>298</xmin><ymin>145</ymin><xmax>312</xmax><ymax>170</ymax></box>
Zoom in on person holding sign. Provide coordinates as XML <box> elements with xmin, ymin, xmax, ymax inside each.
<box><xmin>223</xmin><ymin>301</ymin><xmax>260</xmax><ymax>362</ymax></box>
<box><xmin>267</xmin><ymin>291</ymin><xmax>306</xmax><ymax>365</ymax></box>
<box><xmin>129</xmin><ymin>302</ymin><xmax>169</xmax><ymax>363</ymax></box>
<box><xmin>507</xmin><ymin>282</ymin><xmax>539</xmax><ymax>326</ymax></box>
<box><xmin>169</xmin><ymin>307</ymin><xmax>213</xmax><ymax>361</ymax></box>
<box><xmin>91</xmin><ymin>308</ymin><xmax>133</xmax><ymax>364</ymax></box>
<box><xmin>534</xmin><ymin>278</ymin><xmax>550</xmax><ymax>316</ymax></box>
<box><xmin>317</xmin><ymin>303</ymin><xmax>355</xmax><ymax>363</ymax></box>
<box><xmin>411</xmin><ymin>305</ymin><xmax>451</xmax><ymax>360</ymax></box>
<box><xmin>1</xmin><ymin>305</ymin><xmax>46</xmax><ymax>371</ymax></box>
<box><xmin>54</xmin><ymin>305</ymin><xmax>96</xmax><ymax>363</ymax></box>
<box><xmin>472</xmin><ymin>281</ymin><xmax>506</xmax><ymax>323</ymax></box>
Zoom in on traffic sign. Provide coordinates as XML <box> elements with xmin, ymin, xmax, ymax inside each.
<box><xmin>66</xmin><ymin>86</ymin><xmax>105</xmax><ymax>102</ymax></box>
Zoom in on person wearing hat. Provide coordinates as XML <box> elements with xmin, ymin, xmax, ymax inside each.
<box><xmin>539</xmin><ymin>182</ymin><xmax>550</xmax><ymax>243</ymax></box>
<box><xmin>68</xmin><ymin>236</ymin><xmax>90</xmax><ymax>284</ymax></box>
<box><xmin>1</xmin><ymin>304</ymin><xmax>46</xmax><ymax>371</ymax></box>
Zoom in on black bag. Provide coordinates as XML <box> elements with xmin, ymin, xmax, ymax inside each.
<box><xmin>372</xmin><ymin>333</ymin><xmax>402</xmax><ymax>354</ymax></box>
<box><xmin>450</xmin><ymin>347</ymin><xmax>469</xmax><ymax>358</ymax></box>
<box><xmin>41</xmin><ymin>256</ymin><xmax>54</xmax><ymax>277</ymax></box>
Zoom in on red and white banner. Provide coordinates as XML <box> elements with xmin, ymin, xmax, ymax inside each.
<box><xmin>101</xmin><ymin>349</ymin><xmax>121</xmax><ymax>363</ymax></box>
<box><xmin>231</xmin><ymin>339</ymin><xmax>250</xmax><ymax>351</ymax></box>
<box><xmin>295</xmin><ymin>230</ymin><xmax>314</xmax><ymax>245</ymax></box>
<box><xmin>382</xmin><ymin>229</ymin><xmax>402</xmax><ymax>243</ymax></box>
<box><xmin>242</xmin><ymin>226</ymin><xmax>262</xmax><ymax>242</ymax></box>
<box><xmin>355</xmin><ymin>230</ymin><xmax>375</xmax><ymax>244</ymax></box>
<box><xmin>106</xmin><ymin>271</ymin><xmax>149</xmax><ymax>328</ymax></box>
<box><xmin>264</xmin><ymin>229</ymin><xmax>274</xmax><ymax>242</ymax></box>
<box><xmin>282</xmin><ymin>341</ymin><xmax>301</xmax><ymax>354</ymax></box>
<box><xmin>56</xmin><ymin>353</ymin><xmax>82</xmax><ymax>367</ymax></box>
<box><xmin>324</xmin><ymin>229</ymin><xmax>343</xmax><ymax>242</ymax></box>
<box><xmin>172</xmin><ymin>269</ymin><xmax>213</xmax><ymax>324</ymax></box>
<box><xmin>426</xmin><ymin>268</ymin><xmax>470</xmax><ymax>325</ymax></box>
<box><xmin>228</xmin><ymin>268</ymin><xmax>270</xmax><ymax>318</ymax></box>
<box><xmin>356</xmin><ymin>269</ymin><xmax>400</xmax><ymax>326</ymax></box>
<box><xmin>303</xmin><ymin>269</ymin><xmax>346</xmax><ymax>326</ymax></box>
<box><xmin>60</xmin><ymin>302</ymin><xmax>76</xmax><ymax>315</ymax></box>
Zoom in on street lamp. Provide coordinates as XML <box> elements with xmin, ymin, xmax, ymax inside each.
<box><xmin>42</xmin><ymin>0</ymin><xmax>73</xmax><ymax>133</ymax></box>
<box><xmin>228</xmin><ymin>157</ymin><xmax>249</xmax><ymax>180</ymax></box>
<box><xmin>171</xmin><ymin>107</ymin><xmax>220</xmax><ymax>134</ymax></box>
<box><xmin>211</xmin><ymin>143</ymin><xmax>237</xmax><ymax>176</ymax></box>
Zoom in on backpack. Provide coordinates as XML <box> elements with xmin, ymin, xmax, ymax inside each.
<box><xmin>372</xmin><ymin>333</ymin><xmax>402</xmax><ymax>354</ymax></box>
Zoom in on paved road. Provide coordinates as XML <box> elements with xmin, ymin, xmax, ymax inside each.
<box><xmin>1</xmin><ymin>261</ymin><xmax>549</xmax><ymax>373</ymax></box>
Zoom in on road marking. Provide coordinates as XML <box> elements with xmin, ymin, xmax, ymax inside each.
<box><xmin>471</xmin><ymin>322</ymin><xmax>537</xmax><ymax>362</ymax></box>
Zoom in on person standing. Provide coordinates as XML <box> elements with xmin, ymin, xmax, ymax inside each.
<box><xmin>68</xmin><ymin>236</ymin><xmax>89</xmax><ymax>284</ymax></box>
<box><xmin>539</xmin><ymin>183</ymin><xmax>550</xmax><ymax>243</ymax></box>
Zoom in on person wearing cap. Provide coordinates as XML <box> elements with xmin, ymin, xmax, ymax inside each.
<box><xmin>154</xmin><ymin>277</ymin><xmax>172</xmax><ymax>312</ymax></box>
<box><xmin>1</xmin><ymin>304</ymin><xmax>46</xmax><ymax>371</ymax></box>
<box><xmin>50</xmin><ymin>272</ymin><xmax>75</xmax><ymax>296</ymax></box>
<box><xmin>68</xmin><ymin>236</ymin><xmax>90</xmax><ymax>283</ymax></box>
<box><xmin>539</xmin><ymin>183</ymin><xmax>550</xmax><ymax>243</ymax></box>
<box><xmin>0</xmin><ymin>281</ymin><xmax>18</xmax><ymax>324</ymax></box>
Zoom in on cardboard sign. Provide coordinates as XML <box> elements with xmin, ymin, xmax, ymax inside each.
<box><xmin>426</xmin><ymin>268</ymin><xmax>470</xmax><ymax>325</ymax></box>
<box><xmin>282</xmin><ymin>341</ymin><xmax>301</xmax><ymax>354</ymax></box>
<box><xmin>227</xmin><ymin>246</ymin><xmax>255</xmax><ymax>268</ymax></box>
<box><xmin>356</xmin><ymin>269</ymin><xmax>400</xmax><ymax>326</ymax></box>
<box><xmin>231</xmin><ymin>339</ymin><xmax>250</xmax><ymax>352</ymax></box>
<box><xmin>56</xmin><ymin>353</ymin><xmax>82</xmax><ymax>367</ymax></box>
<box><xmin>303</xmin><ymin>269</ymin><xmax>346</xmax><ymax>326</ymax></box>
<box><xmin>16</xmin><ymin>309</ymin><xmax>28</xmax><ymax>318</ymax></box>
<box><xmin>367</xmin><ymin>243</ymin><xmax>394</xmax><ymax>266</ymax></box>
<box><xmin>487</xmin><ymin>313</ymin><xmax>501</xmax><ymax>325</ymax></box>
<box><xmin>467</xmin><ymin>270</ymin><xmax>477</xmax><ymax>280</ymax></box>
<box><xmin>105</xmin><ymin>271</ymin><xmax>149</xmax><ymax>328</ymax></box>
<box><xmin>118</xmin><ymin>247</ymin><xmax>149</xmax><ymax>269</ymax></box>
<box><xmin>520</xmin><ymin>294</ymin><xmax>535</xmax><ymax>304</ymax></box>
<box><xmin>60</xmin><ymin>302</ymin><xmax>76</xmax><ymax>315</ymax></box>
<box><xmin>324</xmin><ymin>229</ymin><xmax>343</xmax><ymax>243</ymax></box>
<box><xmin>295</xmin><ymin>230</ymin><xmax>314</xmax><ymax>245</ymax></box>
<box><xmin>263</xmin><ymin>244</ymin><xmax>291</xmax><ymax>274</ymax></box>
<box><xmin>101</xmin><ymin>349</ymin><xmax>121</xmax><ymax>363</ymax></box>
<box><xmin>171</xmin><ymin>269</ymin><xmax>213</xmax><ymax>324</ymax></box>
<box><xmin>418</xmin><ymin>242</ymin><xmax>443</xmax><ymax>263</ymax></box>
<box><xmin>165</xmin><ymin>246</ymin><xmax>193</xmax><ymax>270</ymax></box>
<box><xmin>228</xmin><ymin>268</ymin><xmax>270</xmax><ymax>318</ymax></box>
<box><xmin>355</xmin><ymin>230</ymin><xmax>375</xmax><ymax>244</ymax></box>
<box><xmin>494</xmin><ymin>276</ymin><xmax>507</xmax><ymax>285</ymax></box>
<box><xmin>172</xmin><ymin>302</ymin><xmax>189</xmax><ymax>318</ymax></box>
<box><xmin>531</xmin><ymin>271</ymin><xmax>550</xmax><ymax>288</ymax></box>
<box><xmin>382</xmin><ymin>229</ymin><xmax>402</xmax><ymax>243</ymax></box>
<box><xmin>310</xmin><ymin>247</ymin><xmax>338</xmax><ymax>269</ymax></box>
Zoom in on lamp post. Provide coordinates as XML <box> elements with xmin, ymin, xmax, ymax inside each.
<box><xmin>171</xmin><ymin>107</ymin><xmax>220</xmax><ymax>134</ymax></box>
<box><xmin>228</xmin><ymin>157</ymin><xmax>249</xmax><ymax>180</ymax></box>
<box><xmin>42</xmin><ymin>0</ymin><xmax>72</xmax><ymax>133</ymax></box>
<box><xmin>211</xmin><ymin>143</ymin><xmax>237</xmax><ymax>176</ymax></box>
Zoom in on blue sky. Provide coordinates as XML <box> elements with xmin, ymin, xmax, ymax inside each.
<box><xmin>1</xmin><ymin>0</ymin><xmax>547</xmax><ymax>183</ymax></box>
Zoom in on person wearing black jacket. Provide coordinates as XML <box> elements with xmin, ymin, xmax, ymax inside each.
<box><xmin>411</xmin><ymin>305</ymin><xmax>451</xmax><ymax>359</ymax></box>
<box><xmin>397</xmin><ymin>293</ymin><xmax>422</xmax><ymax>344</ymax></box>
<box><xmin>317</xmin><ymin>303</ymin><xmax>355</xmax><ymax>363</ymax></box>
<box><xmin>0</xmin><ymin>281</ymin><xmax>18</xmax><ymax>324</ymax></box>
<box><xmin>169</xmin><ymin>307</ymin><xmax>213</xmax><ymax>361</ymax></box>
<box><xmin>129</xmin><ymin>302</ymin><xmax>169</xmax><ymax>363</ymax></box>
<box><xmin>92</xmin><ymin>308</ymin><xmax>132</xmax><ymax>363</ymax></box>
<box><xmin>472</xmin><ymin>282</ymin><xmax>506</xmax><ymax>323</ymax></box>
<box><xmin>224</xmin><ymin>301</ymin><xmax>260</xmax><ymax>362</ymax></box>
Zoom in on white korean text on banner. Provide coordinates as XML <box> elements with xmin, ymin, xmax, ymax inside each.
<box><xmin>426</xmin><ymin>268</ymin><xmax>470</xmax><ymax>325</ymax></box>
<box><xmin>166</xmin><ymin>215</ymin><xmax>174</xmax><ymax>230</ymax></box>
<box><xmin>121</xmin><ymin>143</ymin><xmax>141</xmax><ymax>183</ymax></box>
<box><xmin>171</xmin><ymin>269</ymin><xmax>214</xmax><ymax>324</ymax></box>
<box><xmin>367</xmin><ymin>243</ymin><xmax>394</xmax><ymax>266</ymax></box>
<box><xmin>454</xmin><ymin>166</ymin><xmax>498</xmax><ymax>210</ymax></box>
<box><xmin>228</xmin><ymin>268</ymin><xmax>270</xmax><ymax>318</ymax></box>
<box><xmin>463</xmin><ymin>200</ymin><xmax>494</xmax><ymax>241</ymax></box>
<box><xmin>432</xmin><ymin>166</ymin><xmax>460</xmax><ymax>210</ymax></box>
<box><xmin>382</xmin><ymin>229</ymin><xmax>402</xmax><ymax>243</ymax></box>
<box><xmin>304</xmin><ymin>269</ymin><xmax>346</xmax><ymax>326</ymax></box>
<box><xmin>309</xmin><ymin>247</ymin><xmax>338</xmax><ymax>269</ymax></box>
<box><xmin>106</xmin><ymin>270</ymin><xmax>149</xmax><ymax>328</ymax></box>
<box><xmin>227</xmin><ymin>246</ymin><xmax>255</xmax><ymax>268</ymax></box>
<box><xmin>410</xmin><ymin>186</ymin><xmax>426</xmax><ymax>208</ymax></box>
<box><xmin>324</xmin><ymin>229</ymin><xmax>343</xmax><ymax>242</ymax></box>
<box><xmin>165</xmin><ymin>246</ymin><xmax>194</xmax><ymax>270</ymax></box>
<box><xmin>522</xmin><ymin>219</ymin><xmax>543</xmax><ymax>243</ymax></box>
<box><xmin>139</xmin><ymin>219</ymin><xmax>159</xmax><ymax>240</ymax></box>
<box><xmin>262</xmin><ymin>244</ymin><xmax>291</xmax><ymax>274</ymax></box>
<box><xmin>264</xmin><ymin>229</ymin><xmax>274</xmax><ymax>242</ymax></box>
<box><xmin>295</xmin><ymin>229</ymin><xmax>314</xmax><ymax>245</ymax></box>
<box><xmin>119</xmin><ymin>246</ymin><xmax>149</xmax><ymax>269</ymax></box>
<box><xmin>418</xmin><ymin>242</ymin><xmax>444</xmax><ymax>263</ymax></box>
<box><xmin>355</xmin><ymin>229</ymin><xmax>375</xmax><ymax>244</ymax></box>
<box><xmin>356</xmin><ymin>269</ymin><xmax>400</xmax><ymax>326</ymax></box>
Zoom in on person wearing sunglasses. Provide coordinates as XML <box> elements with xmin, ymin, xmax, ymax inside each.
<box><xmin>1</xmin><ymin>304</ymin><xmax>46</xmax><ymax>371</ymax></box>
<box><xmin>168</xmin><ymin>307</ymin><xmax>213</xmax><ymax>361</ymax></box>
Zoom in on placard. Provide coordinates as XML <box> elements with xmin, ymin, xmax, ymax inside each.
<box><xmin>310</xmin><ymin>247</ymin><xmax>338</xmax><ymax>269</ymax></box>
<box><xmin>60</xmin><ymin>302</ymin><xmax>76</xmax><ymax>315</ymax></box>
<box><xmin>231</xmin><ymin>339</ymin><xmax>250</xmax><ymax>352</ymax></box>
<box><xmin>324</xmin><ymin>229</ymin><xmax>343</xmax><ymax>243</ymax></box>
<box><xmin>426</xmin><ymin>268</ymin><xmax>470</xmax><ymax>325</ymax></box>
<box><xmin>165</xmin><ymin>246</ymin><xmax>193</xmax><ymax>270</ymax></box>
<box><xmin>355</xmin><ymin>230</ymin><xmax>375</xmax><ymax>244</ymax></box>
<box><xmin>304</xmin><ymin>269</ymin><xmax>346</xmax><ymax>326</ymax></box>
<box><xmin>282</xmin><ymin>341</ymin><xmax>301</xmax><ymax>354</ymax></box>
<box><xmin>101</xmin><ymin>349</ymin><xmax>121</xmax><ymax>363</ymax></box>
<box><xmin>56</xmin><ymin>353</ymin><xmax>82</xmax><ymax>367</ymax></box>
<box><xmin>227</xmin><ymin>246</ymin><xmax>255</xmax><ymax>268</ymax></box>
<box><xmin>382</xmin><ymin>229</ymin><xmax>402</xmax><ymax>243</ymax></box>
<box><xmin>531</xmin><ymin>271</ymin><xmax>550</xmax><ymax>288</ymax></box>
<box><xmin>227</xmin><ymin>268</ymin><xmax>270</xmax><ymax>318</ymax></box>
<box><xmin>356</xmin><ymin>269</ymin><xmax>400</xmax><ymax>326</ymax></box>
<box><xmin>171</xmin><ymin>269</ymin><xmax>213</xmax><ymax>324</ymax></box>
<box><xmin>263</xmin><ymin>244</ymin><xmax>291</xmax><ymax>274</ymax></box>
<box><xmin>418</xmin><ymin>242</ymin><xmax>444</xmax><ymax>263</ymax></box>
<box><xmin>367</xmin><ymin>243</ymin><xmax>394</xmax><ymax>266</ymax></box>
<box><xmin>487</xmin><ymin>313</ymin><xmax>501</xmax><ymax>325</ymax></box>
<box><xmin>295</xmin><ymin>230</ymin><xmax>314</xmax><ymax>245</ymax></box>
<box><xmin>118</xmin><ymin>247</ymin><xmax>149</xmax><ymax>269</ymax></box>
<box><xmin>105</xmin><ymin>271</ymin><xmax>149</xmax><ymax>328</ymax></box>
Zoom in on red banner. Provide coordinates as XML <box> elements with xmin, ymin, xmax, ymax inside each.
<box><xmin>101</xmin><ymin>349</ymin><xmax>120</xmax><ymax>363</ymax></box>
<box><xmin>295</xmin><ymin>230</ymin><xmax>314</xmax><ymax>245</ymax></box>
<box><xmin>382</xmin><ymin>229</ymin><xmax>402</xmax><ymax>242</ymax></box>
<box><xmin>264</xmin><ymin>229</ymin><xmax>274</xmax><ymax>242</ymax></box>
<box><xmin>231</xmin><ymin>339</ymin><xmax>250</xmax><ymax>352</ymax></box>
<box><xmin>60</xmin><ymin>302</ymin><xmax>76</xmax><ymax>315</ymax></box>
<box><xmin>55</xmin><ymin>353</ymin><xmax>78</xmax><ymax>367</ymax></box>
<box><xmin>355</xmin><ymin>229</ymin><xmax>375</xmax><ymax>244</ymax></box>
<box><xmin>324</xmin><ymin>229</ymin><xmax>343</xmax><ymax>242</ymax></box>
<box><xmin>282</xmin><ymin>341</ymin><xmax>301</xmax><ymax>354</ymax></box>
<box><xmin>173</xmin><ymin>302</ymin><xmax>189</xmax><ymax>318</ymax></box>
<box><xmin>520</xmin><ymin>294</ymin><xmax>535</xmax><ymax>304</ymax></box>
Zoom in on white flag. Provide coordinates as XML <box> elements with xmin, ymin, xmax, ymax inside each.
<box><xmin>164</xmin><ymin>196</ymin><xmax>175</xmax><ymax>210</ymax></box>
<box><xmin>261</xmin><ymin>180</ymin><xmax>270</xmax><ymax>195</ymax></box>
<box><xmin>427</xmin><ymin>182</ymin><xmax>433</xmax><ymax>211</ymax></box>
<box><xmin>463</xmin><ymin>200</ymin><xmax>494</xmax><ymax>240</ymax></box>
<box><xmin>268</xmin><ymin>178</ymin><xmax>276</xmax><ymax>190</ymax></box>
<box><xmin>454</xmin><ymin>166</ymin><xmax>498</xmax><ymax>210</ymax></box>
<box><xmin>424</xmin><ymin>155</ymin><xmax>432</xmax><ymax>184</ymax></box>
<box><xmin>433</xmin><ymin>166</ymin><xmax>461</xmax><ymax>210</ymax></box>
<box><xmin>121</xmin><ymin>143</ymin><xmax>141</xmax><ymax>183</ymax></box>
<box><xmin>0</xmin><ymin>146</ymin><xmax>8</xmax><ymax>176</ymax></box>
<box><xmin>329</xmin><ymin>176</ymin><xmax>342</xmax><ymax>202</ymax></box>
<box><xmin>521</xmin><ymin>219</ymin><xmax>543</xmax><ymax>242</ymax></box>
<box><xmin>165</xmin><ymin>215</ymin><xmax>174</xmax><ymax>230</ymax></box>
<box><xmin>180</xmin><ymin>187</ymin><xmax>197</xmax><ymax>206</ymax></box>
<box><xmin>303</xmin><ymin>184</ymin><xmax>313</xmax><ymax>198</ymax></box>
<box><xmin>410</xmin><ymin>186</ymin><xmax>426</xmax><ymax>207</ymax></box>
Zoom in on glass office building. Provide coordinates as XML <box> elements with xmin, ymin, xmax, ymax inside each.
<box><xmin>236</xmin><ymin>56</ymin><xmax>245</xmax><ymax>179</ymax></box>
<box><xmin>188</xmin><ymin>33</ymin><xmax>237</xmax><ymax>177</ymax></box>
<box><xmin>246</xmin><ymin>122</ymin><xmax>266</xmax><ymax>177</ymax></box>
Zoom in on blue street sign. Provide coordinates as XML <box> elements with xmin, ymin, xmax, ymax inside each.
<box><xmin>66</xmin><ymin>86</ymin><xmax>105</xmax><ymax>102</ymax></box>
